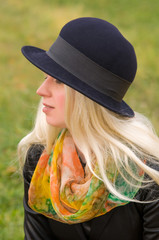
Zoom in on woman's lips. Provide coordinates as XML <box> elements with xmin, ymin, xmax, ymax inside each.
<box><xmin>42</xmin><ymin>103</ymin><xmax>54</xmax><ymax>113</ymax></box>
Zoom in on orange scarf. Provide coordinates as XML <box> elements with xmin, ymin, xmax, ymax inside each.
<box><xmin>28</xmin><ymin>129</ymin><xmax>142</xmax><ymax>224</ymax></box>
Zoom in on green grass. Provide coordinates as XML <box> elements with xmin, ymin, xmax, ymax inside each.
<box><xmin>1</xmin><ymin>0</ymin><xmax>159</xmax><ymax>239</ymax></box>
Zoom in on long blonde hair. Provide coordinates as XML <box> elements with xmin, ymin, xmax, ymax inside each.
<box><xmin>18</xmin><ymin>85</ymin><xmax>159</xmax><ymax>202</ymax></box>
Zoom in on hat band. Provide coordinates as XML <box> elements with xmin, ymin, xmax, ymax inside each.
<box><xmin>46</xmin><ymin>36</ymin><xmax>130</xmax><ymax>102</ymax></box>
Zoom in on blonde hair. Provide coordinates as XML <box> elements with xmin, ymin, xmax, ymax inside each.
<box><xmin>18</xmin><ymin>85</ymin><xmax>159</xmax><ymax>202</ymax></box>
<box><xmin>18</xmin><ymin>98</ymin><xmax>61</xmax><ymax>167</ymax></box>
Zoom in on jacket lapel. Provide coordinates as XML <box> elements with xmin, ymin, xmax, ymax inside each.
<box><xmin>74</xmin><ymin>212</ymin><xmax>112</xmax><ymax>240</ymax></box>
<box><xmin>89</xmin><ymin>213</ymin><xmax>112</xmax><ymax>240</ymax></box>
<box><xmin>74</xmin><ymin>224</ymin><xmax>88</xmax><ymax>240</ymax></box>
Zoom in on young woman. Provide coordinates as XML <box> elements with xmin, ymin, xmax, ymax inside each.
<box><xmin>18</xmin><ymin>17</ymin><xmax>159</xmax><ymax>240</ymax></box>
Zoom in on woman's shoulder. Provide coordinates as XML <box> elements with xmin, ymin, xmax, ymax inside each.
<box><xmin>136</xmin><ymin>161</ymin><xmax>159</xmax><ymax>202</ymax></box>
<box><xmin>26</xmin><ymin>144</ymin><xmax>44</xmax><ymax>164</ymax></box>
<box><xmin>23</xmin><ymin>144</ymin><xmax>44</xmax><ymax>182</ymax></box>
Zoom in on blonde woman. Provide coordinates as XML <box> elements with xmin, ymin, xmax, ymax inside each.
<box><xmin>19</xmin><ymin>17</ymin><xmax>159</xmax><ymax>240</ymax></box>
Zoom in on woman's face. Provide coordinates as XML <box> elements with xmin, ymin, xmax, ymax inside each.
<box><xmin>36</xmin><ymin>75</ymin><xmax>66</xmax><ymax>128</ymax></box>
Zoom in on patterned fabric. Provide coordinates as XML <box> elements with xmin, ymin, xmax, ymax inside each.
<box><xmin>28</xmin><ymin>129</ymin><xmax>142</xmax><ymax>224</ymax></box>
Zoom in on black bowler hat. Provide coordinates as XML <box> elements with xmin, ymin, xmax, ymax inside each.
<box><xmin>21</xmin><ymin>17</ymin><xmax>137</xmax><ymax>117</ymax></box>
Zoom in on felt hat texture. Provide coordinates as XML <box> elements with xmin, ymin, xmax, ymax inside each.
<box><xmin>21</xmin><ymin>17</ymin><xmax>137</xmax><ymax>117</ymax></box>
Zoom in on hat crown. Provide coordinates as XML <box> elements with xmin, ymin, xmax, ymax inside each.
<box><xmin>60</xmin><ymin>17</ymin><xmax>137</xmax><ymax>82</ymax></box>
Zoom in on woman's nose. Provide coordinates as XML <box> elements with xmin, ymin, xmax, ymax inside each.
<box><xmin>36</xmin><ymin>77</ymin><xmax>52</xmax><ymax>97</ymax></box>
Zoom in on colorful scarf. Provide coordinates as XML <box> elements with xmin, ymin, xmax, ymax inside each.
<box><xmin>28</xmin><ymin>129</ymin><xmax>142</xmax><ymax>224</ymax></box>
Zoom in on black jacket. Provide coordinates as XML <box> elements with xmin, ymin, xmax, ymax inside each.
<box><xmin>23</xmin><ymin>145</ymin><xmax>159</xmax><ymax>240</ymax></box>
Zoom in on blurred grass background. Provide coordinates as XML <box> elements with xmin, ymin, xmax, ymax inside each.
<box><xmin>0</xmin><ymin>0</ymin><xmax>159</xmax><ymax>239</ymax></box>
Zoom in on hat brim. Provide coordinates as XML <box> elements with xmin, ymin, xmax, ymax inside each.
<box><xmin>21</xmin><ymin>46</ymin><xmax>134</xmax><ymax>117</ymax></box>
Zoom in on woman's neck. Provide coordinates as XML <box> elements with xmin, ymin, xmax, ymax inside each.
<box><xmin>75</xmin><ymin>145</ymin><xmax>86</xmax><ymax>164</ymax></box>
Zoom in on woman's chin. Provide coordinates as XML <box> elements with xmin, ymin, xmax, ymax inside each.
<box><xmin>46</xmin><ymin>118</ymin><xmax>66</xmax><ymax>128</ymax></box>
